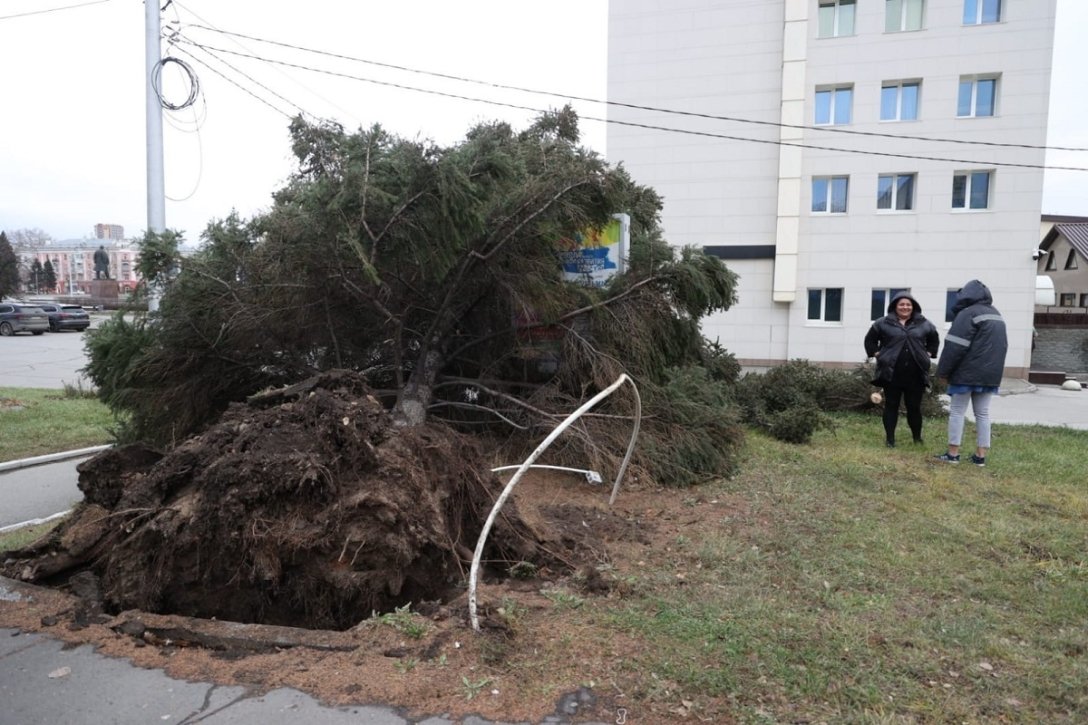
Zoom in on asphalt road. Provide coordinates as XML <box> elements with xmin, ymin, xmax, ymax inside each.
<box><xmin>1</xmin><ymin>319</ymin><xmax>106</xmax><ymax>531</ymax></box>
<box><xmin>0</xmin><ymin>458</ymin><xmax>89</xmax><ymax>531</ymax></box>
<box><xmin>0</xmin><ymin>319</ymin><xmax>100</xmax><ymax>390</ymax></box>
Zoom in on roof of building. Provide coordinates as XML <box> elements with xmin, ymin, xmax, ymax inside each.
<box><xmin>1041</xmin><ymin>214</ymin><xmax>1088</xmax><ymax>224</ymax></box>
<box><xmin>1042</xmin><ymin>223</ymin><xmax>1088</xmax><ymax>258</ymax></box>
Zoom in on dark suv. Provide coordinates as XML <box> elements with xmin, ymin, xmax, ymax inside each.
<box><xmin>37</xmin><ymin>303</ymin><xmax>91</xmax><ymax>332</ymax></box>
<box><xmin>0</xmin><ymin>302</ymin><xmax>49</xmax><ymax>336</ymax></box>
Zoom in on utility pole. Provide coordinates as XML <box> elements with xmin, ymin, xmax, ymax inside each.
<box><xmin>145</xmin><ymin>0</ymin><xmax>165</xmax><ymax>312</ymax></box>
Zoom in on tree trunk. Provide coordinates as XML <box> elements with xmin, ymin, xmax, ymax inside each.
<box><xmin>392</xmin><ymin>348</ymin><xmax>445</xmax><ymax>427</ymax></box>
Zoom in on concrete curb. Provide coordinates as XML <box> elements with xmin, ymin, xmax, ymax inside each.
<box><xmin>0</xmin><ymin>445</ymin><xmax>111</xmax><ymax>474</ymax></box>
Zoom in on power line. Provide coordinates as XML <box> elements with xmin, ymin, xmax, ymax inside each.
<box><xmin>0</xmin><ymin>0</ymin><xmax>109</xmax><ymax>21</ymax></box>
<box><xmin>170</xmin><ymin>37</ymin><xmax>1088</xmax><ymax>173</ymax></box>
<box><xmin>171</xmin><ymin>1</ymin><xmax>362</xmax><ymax>126</ymax></box>
<box><xmin>171</xmin><ymin>44</ymin><xmax>294</xmax><ymax>120</ymax></box>
<box><xmin>175</xmin><ymin>36</ymin><xmax>315</xmax><ymax>120</ymax></box>
<box><xmin>184</xmin><ymin>22</ymin><xmax>1088</xmax><ymax>155</ymax></box>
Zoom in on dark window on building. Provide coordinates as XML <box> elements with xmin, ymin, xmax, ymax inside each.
<box><xmin>945</xmin><ymin>289</ymin><xmax>959</xmax><ymax>322</ymax></box>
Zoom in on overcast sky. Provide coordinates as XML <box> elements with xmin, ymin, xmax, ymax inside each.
<box><xmin>1</xmin><ymin>0</ymin><xmax>1085</xmax><ymax>242</ymax></box>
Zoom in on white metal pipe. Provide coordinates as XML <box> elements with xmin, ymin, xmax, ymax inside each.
<box><xmin>469</xmin><ymin>374</ymin><xmax>636</xmax><ymax>632</ymax></box>
<box><xmin>489</xmin><ymin>464</ymin><xmax>602</xmax><ymax>484</ymax></box>
<box><xmin>609</xmin><ymin>379</ymin><xmax>641</xmax><ymax>506</ymax></box>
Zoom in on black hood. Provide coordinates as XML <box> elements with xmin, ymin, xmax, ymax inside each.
<box><xmin>952</xmin><ymin>279</ymin><xmax>992</xmax><ymax>314</ymax></box>
<box><xmin>887</xmin><ymin>291</ymin><xmax>923</xmax><ymax>316</ymax></box>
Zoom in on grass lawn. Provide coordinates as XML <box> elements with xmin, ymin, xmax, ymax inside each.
<box><xmin>0</xmin><ymin>386</ymin><xmax>115</xmax><ymax>463</ymax></box>
<box><xmin>588</xmin><ymin>413</ymin><xmax>1088</xmax><ymax>722</ymax></box>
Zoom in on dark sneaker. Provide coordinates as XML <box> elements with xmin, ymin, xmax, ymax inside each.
<box><xmin>886</xmin><ymin>440</ymin><xmax>896</xmax><ymax>448</ymax></box>
<box><xmin>913</xmin><ymin>437</ymin><xmax>924</xmax><ymax>445</ymax></box>
<box><xmin>935</xmin><ymin>452</ymin><xmax>960</xmax><ymax>463</ymax></box>
<box><xmin>970</xmin><ymin>454</ymin><xmax>986</xmax><ymax>467</ymax></box>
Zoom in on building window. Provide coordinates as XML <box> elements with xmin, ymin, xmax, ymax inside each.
<box><xmin>812</xmin><ymin>176</ymin><xmax>849</xmax><ymax>213</ymax></box>
<box><xmin>808</xmin><ymin>288</ymin><xmax>844</xmax><ymax>323</ymax></box>
<box><xmin>1065</xmin><ymin>250</ymin><xmax>1079</xmax><ymax>270</ymax></box>
<box><xmin>886</xmin><ymin>0</ymin><xmax>924</xmax><ymax>32</ymax></box>
<box><xmin>877</xmin><ymin>173</ymin><xmax>916</xmax><ymax>210</ymax></box>
<box><xmin>963</xmin><ymin>0</ymin><xmax>1000</xmax><ymax>24</ymax></box>
<box><xmin>945</xmin><ymin>289</ymin><xmax>959</xmax><ymax>322</ymax></box>
<box><xmin>881</xmin><ymin>81</ymin><xmax>920</xmax><ymax>121</ymax></box>
<box><xmin>1046</xmin><ymin>252</ymin><xmax>1058</xmax><ymax>271</ymax></box>
<box><xmin>815</xmin><ymin>85</ymin><xmax>853</xmax><ymax>125</ymax></box>
<box><xmin>1080</xmin><ymin>293</ymin><xmax>1088</xmax><ymax>308</ymax></box>
<box><xmin>819</xmin><ymin>0</ymin><xmax>856</xmax><ymax>38</ymax></box>
<box><xmin>1060</xmin><ymin>293</ymin><xmax>1076</xmax><ymax>307</ymax></box>
<box><xmin>871</xmin><ymin>288</ymin><xmax>910</xmax><ymax>320</ymax></box>
<box><xmin>952</xmin><ymin>170</ymin><xmax>992</xmax><ymax>209</ymax></box>
<box><xmin>957</xmin><ymin>76</ymin><xmax>998</xmax><ymax>117</ymax></box>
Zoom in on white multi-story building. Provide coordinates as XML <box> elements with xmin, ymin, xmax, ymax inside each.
<box><xmin>608</xmin><ymin>0</ymin><xmax>1056</xmax><ymax>377</ymax></box>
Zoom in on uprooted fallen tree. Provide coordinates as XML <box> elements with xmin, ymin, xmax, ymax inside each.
<box><xmin>5</xmin><ymin>109</ymin><xmax>750</xmax><ymax>628</ymax></box>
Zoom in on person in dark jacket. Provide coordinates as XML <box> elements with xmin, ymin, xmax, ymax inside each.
<box><xmin>864</xmin><ymin>292</ymin><xmax>940</xmax><ymax>447</ymax></box>
<box><xmin>935</xmin><ymin>279</ymin><xmax>1008</xmax><ymax>466</ymax></box>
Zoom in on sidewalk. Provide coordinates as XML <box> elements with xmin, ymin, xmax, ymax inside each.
<box><xmin>978</xmin><ymin>377</ymin><xmax>1088</xmax><ymax>430</ymax></box>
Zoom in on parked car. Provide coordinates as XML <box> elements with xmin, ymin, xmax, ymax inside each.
<box><xmin>0</xmin><ymin>303</ymin><xmax>49</xmax><ymax>336</ymax></box>
<box><xmin>36</xmin><ymin>303</ymin><xmax>91</xmax><ymax>332</ymax></box>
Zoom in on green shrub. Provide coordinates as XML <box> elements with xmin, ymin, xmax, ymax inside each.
<box><xmin>640</xmin><ymin>365</ymin><xmax>744</xmax><ymax>486</ymax></box>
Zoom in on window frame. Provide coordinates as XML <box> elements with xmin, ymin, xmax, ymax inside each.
<box><xmin>1045</xmin><ymin>253</ymin><xmax>1058</xmax><ymax>271</ymax></box>
<box><xmin>952</xmin><ymin>170</ymin><xmax>993</xmax><ymax>210</ymax></box>
<box><xmin>877</xmin><ymin>172</ymin><xmax>917</xmax><ymax>211</ymax></box>
<box><xmin>807</xmin><ymin>287</ymin><xmax>844</xmax><ymax>324</ymax></box>
<box><xmin>886</xmin><ymin>0</ymin><xmax>925</xmax><ymax>32</ymax></box>
<box><xmin>880</xmin><ymin>80</ymin><xmax>921</xmax><ymax>121</ymax></box>
<box><xmin>818</xmin><ymin>0</ymin><xmax>857</xmax><ymax>38</ymax></box>
<box><xmin>957</xmin><ymin>75</ymin><xmax>998</xmax><ymax>117</ymax></box>
<box><xmin>1080</xmin><ymin>293</ymin><xmax>1088</xmax><ymax>308</ymax></box>
<box><xmin>1065</xmin><ymin>250</ymin><xmax>1079</xmax><ymax>271</ymax></box>
<box><xmin>1059</xmin><ymin>293</ymin><xmax>1076</xmax><ymax>307</ymax></box>
<box><xmin>815</xmin><ymin>85</ymin><xmax>854</xmax><ymax>126</ymax></box>
<box><xmin>812</xmin><ymin>175</ymin><xmax>850</xmax><ymax>214</ymax></box>
<box><xmin>963</xmin><ymin>0</ymin><xmax>1001</xmax><ymax>25</ymax></box>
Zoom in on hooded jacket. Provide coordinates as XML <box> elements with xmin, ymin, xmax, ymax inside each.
<box><xmin>864</xmin><ymin>292</ymin><xmax>940</xmax><ymax>388</ymax></box>
<box><xmin>937</xmin><ymin>279</ymin><xmax>1008</xmax><ymax>387</ymax></box>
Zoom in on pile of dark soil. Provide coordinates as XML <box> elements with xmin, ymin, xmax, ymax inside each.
<box><xmin>2</xmin><ymin>371</ymin><xmax>556</xmax><ymax>630</ymax></box>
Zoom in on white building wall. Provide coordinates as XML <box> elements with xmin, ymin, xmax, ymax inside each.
<box><xmin>608</xmin><ymin>0</ymin><xmax>1057</xmax><ymax>377</ymax></box>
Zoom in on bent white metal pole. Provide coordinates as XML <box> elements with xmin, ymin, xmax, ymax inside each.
<box><xmin>609</xmin><ymin>378</ymin><xmax>641</xmax><ymax>506</ymax></box>
<box><xmin>469</xmin><ymin>374</ymin><xmax>634</xmax><ymax>632</ymax></box>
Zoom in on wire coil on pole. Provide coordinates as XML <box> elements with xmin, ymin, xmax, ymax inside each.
<box><xmin>152</xmin><ymin>56</ymin><xmax>200</xmax><ymax>111</ymax></box>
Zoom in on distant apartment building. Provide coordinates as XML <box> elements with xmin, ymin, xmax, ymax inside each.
<box><xmin>95</xmin><ymin>223</ymin><xmax>125</xmax><ymax>240</ymax></box>
<box><xmin>608</xmin><ymin>0</ymin><xmax>1056</xmax><ymax>377</ymax></box>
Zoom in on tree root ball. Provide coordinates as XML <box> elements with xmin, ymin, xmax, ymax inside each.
<box><xmin>2</xmin><ymin>371</ymin><xmax>547</xmax><ymax>630</ymax></box>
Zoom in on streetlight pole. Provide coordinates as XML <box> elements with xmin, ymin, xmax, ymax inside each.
<box><xmin>146</xmin><ymin>0</ymin><xmax>165</xmax><ymax>312</ymax></box>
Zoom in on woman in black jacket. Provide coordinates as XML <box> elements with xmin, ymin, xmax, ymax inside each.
<box><xmin>864</xmin><ymin>292</ymin><xmax>940</xmax><ymax>447</ymax></box>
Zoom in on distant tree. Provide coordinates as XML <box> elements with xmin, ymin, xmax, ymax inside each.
<box><xmin>6</xmin><ymin>228</ymin><xmax>53</xmax><ymax>249</ymax></box>
<box><xmin>43</xmin><ymin>260</ymin><xmax>57</xmax><ymax>293</ymax></box>
<box><xmin>0</xmin><ymin>232</ymin><xmax>19</xmax><ymax>298</ymax></box>
<box><xmin>29</xmin><ymin>259</ymin><xmax>44</xmax><ymax>294</ymax></box>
